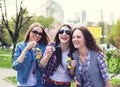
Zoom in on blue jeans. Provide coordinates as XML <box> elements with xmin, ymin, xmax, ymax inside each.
<box><xmin>18</xmin><ymin>84</ymin><xmax>44</xmax><ymax>87</ymax></box>
<box><xmin>45</xmin><ymin>82</ymin><xmax>70</xmax><ymax>87</ymax></box>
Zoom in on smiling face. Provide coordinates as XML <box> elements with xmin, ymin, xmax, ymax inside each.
<box><xmin>72</xmin><ymin>29</ymin><xmax>86</xmax><ymax>49</ymax></box>
<box><xmin>29</xmin><ymin>26</ymin><xmax>43</xmax><ymax>43</ymax></box>
<box><xmin>58</xmin><ymin>26</ymin><xmax>71</xmax><ymax>44</ymax></box>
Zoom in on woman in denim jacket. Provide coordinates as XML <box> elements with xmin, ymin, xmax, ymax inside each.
<box><xmin>12</xmin><ymin>23</ymin><xmax>53</xmax><ymax>87</ymax></box>
<box><xmin>70</xmin><ymin>27</ymin><xmax>112</xmax><ymax>87</ymax></box>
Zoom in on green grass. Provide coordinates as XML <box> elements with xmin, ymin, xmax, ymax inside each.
<box><xmin>0</xmin><ymin>49</ymin><xmax>12</xmax><ymax>68</ymax></box>
<box><xmin>0</xmin><ymin>54</ymin><xmax>12</xmax><ymax>68</ymax></box>
<box><xmin>6</xmin><ymin>76</ymin><xmax>17</xmax><ymax>85</ymax></box>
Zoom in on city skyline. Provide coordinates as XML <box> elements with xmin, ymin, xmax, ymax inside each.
<box><xmin>53</xmin><ymin>0</ymin><xmax>120</xmax><ymax>24</ymax></box>
<box><xmin>1</xmin><ymin>0</ymin><xmax>120</xmax><ymax>24</ymax></box>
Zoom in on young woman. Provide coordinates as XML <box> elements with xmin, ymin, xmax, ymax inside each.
<box><xmin>70</xmin><ymin>27</ymin><xmax>112</xmax><ymax>87</ymax></box>
<box><xmin>42</xmin><ymin>24</ymin><xmax>75</xmax><ymax>87</ymax></box>
<box><xmin>12</xmin><ymin>23</ymin><xmax>53</xmax><ymax>87</ymax></box>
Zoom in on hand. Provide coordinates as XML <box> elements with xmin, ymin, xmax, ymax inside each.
<box><xmin>44</xmin><ymin>44</ymin><xmax>54</xmax><ymax>58</ymax></box>
<box><xmin>47</xmin><ymin>42</ymin><xmax>55</xmax><ymax>51</ymax></box>
<box><xmin>70</xmin><ymin>60</ymin><xmax>76</xmax><ymax>68</ymax></box>
<box><xmin>26</xmin><ymin>41</ymin><xmax>37</xmax><ymax>51</ymax></box>
<box><xmin>74</xmin><ymin>79</ymin><xmax>81</xmax><ymax>87</ymax></box>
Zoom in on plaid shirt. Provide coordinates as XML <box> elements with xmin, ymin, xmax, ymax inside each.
<box><xmin>78</xmin><ymin>50</ymin><xmax>109</xmax><ymax>87</ymax></box>
<box><xmin>41</xmin><ymin>52</ymin><xmax>57</xmax><ymax>85</ymax></box>
<box><xmin>97</xmin><ymin>52</ymin><xmax>110</xmax><ymax>81</ymax></box>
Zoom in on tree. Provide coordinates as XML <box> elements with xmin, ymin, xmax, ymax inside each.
<box><xmin>106</xmin><ymin>20</ymin><xmax>120</xmax><ymax>48</ymax></box>
<box><xmin>0</xmin><ymin>0</ymin><xmax>33</xmax><ymax>57</ymax></box>
<box><xmin>0</xmin><ymin>19</ymin><xmax>11</xmax><ymax>49</ymax></box>
<box><xmin>34</xmin><ymin>16</ymin><xmax>54</xmax><ymax>29</ymax></box>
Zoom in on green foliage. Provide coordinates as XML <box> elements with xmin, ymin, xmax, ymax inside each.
<box><xmin>105</xmin><ymin>49</ymin><xmax>120</xmax><ymax>75</ymax></box>
<box><xmin>106</xmin><ymin>20</ymin><xmax>120</xmax><ymax>48</ymax></box>
<box><xmin>17</xmin><ymin>16</ymin><xmax>55</xmax><ymax>42</ymax></box>
<box><xmin>111</xmin><ymin>79</ymin><xmax>120</xmax><ymax>87</ymax></box>
<box><xmin>34</xmin><ymin>16</ymin><xmax>55</xmax><ymax>29</ymax></box>
<box><xmin>17</xmin><ymin>20</ymin><xmax>33</xmax><ymax>42</ymax></box>
<box><xmin>3</xmin><ymin>28</ymin><xmax>12</xmax><ymax>44</ymax></box>
<box><xmin>111</xmin><ymin>79</ymin><xmax>120</xmax><ymax>84</ymax></box>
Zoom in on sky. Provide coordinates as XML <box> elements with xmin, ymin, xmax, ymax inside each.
<box><xmin>53</xmin><ymin>0</ymin><xmax>120</xmax><ymax>23</ymax></box>
<box><xmin>2</xmin><ymin>0</ymin><xmax>120</xmax><ymax>24</ymax></box>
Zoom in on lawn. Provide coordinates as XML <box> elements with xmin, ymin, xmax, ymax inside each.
<box><xmin>0</xmin><ymin>49</ymin><xmax>12</xmax><ymax>68</ymax></box>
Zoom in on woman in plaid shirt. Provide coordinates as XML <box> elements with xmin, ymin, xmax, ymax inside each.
<box><xmin>70</xmin><ymin>27</ymin><xmax>112</xmax><ymax>87</ymax></box>
<box><xmin>42</xmin><ymin>24</ymin><xmax>76</xmax><ymax>87</ymax></box>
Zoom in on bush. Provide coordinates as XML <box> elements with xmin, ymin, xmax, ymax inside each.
<box><xmin>105</xmin><ymin>48</ymin><xmax>120</xmax><ymax>75</ymax></box>
<box><xmin>104</xmin><ymin>48</ymin><xmax>120</xmax><ymax>86</ymax></box>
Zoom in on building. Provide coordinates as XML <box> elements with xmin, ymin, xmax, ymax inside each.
<box><xmin>40</xmin><ymin>0</ymin><xmax>64</xmax><ymax>24</ymax></box>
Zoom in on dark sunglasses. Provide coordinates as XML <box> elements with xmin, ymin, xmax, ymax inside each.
<box><xmin>32</xmin><ymin>30</ymin><xmax>43</xmax><ymax>36</ymax></box>
<box><xmin>59</xmin><ymin>30</ymin><xmax>71</xmax><ymax>35</ymax></box>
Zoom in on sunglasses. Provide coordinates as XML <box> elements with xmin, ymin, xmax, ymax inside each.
<box><xmin>32</xmin><ymin>30</ymin><xmax>43</xmax><ymax>36</ymax></box>
<box><xmin>59</xmin><ymin>30</ymin><xmax>71</xmax><ymax>35</ymax></box>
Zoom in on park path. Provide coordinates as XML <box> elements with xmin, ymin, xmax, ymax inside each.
<box><xmin>0</xmin><ymin>68</ymin><xmax>16</xmax><ymax>87</ymax></box>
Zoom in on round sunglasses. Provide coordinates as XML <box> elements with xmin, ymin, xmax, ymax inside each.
<box><xmin>59</xmin><ymin>30</ymin><xmax>71</xmax><ymax>35</ymax></box>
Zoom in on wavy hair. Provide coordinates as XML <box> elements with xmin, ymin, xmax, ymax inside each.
<box><xmin>71</xmin><ymin>26</ymin><xmax>103</xmax><ymax>52</ymax></box>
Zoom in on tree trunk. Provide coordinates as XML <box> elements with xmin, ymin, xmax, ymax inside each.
<box><xmin>11</xmin><ymin>43</ymin><xmax>16</xmax><ymax>63</ymax></box>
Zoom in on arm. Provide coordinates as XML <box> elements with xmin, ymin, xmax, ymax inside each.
<box><xmin>70</xmin><ymin>58</ymin><xmax>81</xmax><ymax>87</ymax></box>
<box><xmin>105</xmin><ymin>80</ymin><xmax>112</xmax><ymax>87</ymax></box>
<box><xmin>74</xmin><ymin>78</ymin><xmax>81</xmax><ymax>87</ymax></box>
<box><xmin>97</xmin><ymin>53</ymin><xmax>112</xmax><ymax>87</ymax></box>
<box><xmin>16</xmin><ymin>41</ymin><xmax>36</xmax><ymax>63</ymax></box>
<box><xmin>12</xmin><ymin>41</ymin><xmax>36</xmax><ymax>70</ymax></box>
<box><xmin>71</xmin><ymin>60</ymin><xmax>81</xmax><ymax>87</ymax></box>
<box><xmin>40</xmin><ymin>45</ymin><xmax>54</xmax><ymax>67</ymax></box>
<box><xmin>70</xmin><ymin>60</ymin><xmax>76</xmax><ymax>76</ymax></box>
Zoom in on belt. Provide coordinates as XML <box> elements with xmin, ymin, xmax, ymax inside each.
<box><xmin>48</xmin><ymin>79</ymin><xmax>70</xmax><ymax>85</ymax></box>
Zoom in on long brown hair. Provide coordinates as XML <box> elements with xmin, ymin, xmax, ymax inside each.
<box><xmin>72</xmin><ymin>26</ymin><xmax>103</xmax><ymax>52</ymax></box>
<box><xmin>54</xmin><ymin>24</ymin><xmax>74</xmax><ymax>67</ymax></box>
<box><xmin>23</xmin><ymin>23</ymin><xmax>50</xmax><ymax>45</ymax></box>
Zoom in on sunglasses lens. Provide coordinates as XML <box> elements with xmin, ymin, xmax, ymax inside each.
<box><xmin>38</xmin><ymin>33</ymin><xmax>43</xmax><ymax>36</ymax></box>
<box><xmin>59</xmin><ymin>30</ymin><xmax>64</xmax><ymax>34</ymax></box>
<box><xmin>32</xmin><ymin>30</ymin><xmax>37</xmax><ymax>34</ymax></box>
<box><xmin>65</xmin><ymin>30</ymin><xmax>71</xmax><ymax>35</ymax></box>
<box><xmin>32</xmin><ymin>30</ymin><xmax>42</xmax><ymax>36</ymax></box>
<box><xmin>59</xmin><ymin>29</ymin><xmax>71</xmax><ymax>35</ymax></box>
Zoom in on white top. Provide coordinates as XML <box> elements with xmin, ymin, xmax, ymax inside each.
<box><xmin>50</xmin><ymin>49</ymin><xmax>72</xmax><ymax>82</ymax></box>
<box><xmin>18</xmin><ymin>48</ymin><xmax>37</xmax><ymax>86</ymax></box>
<box><xmin>18</xmin><ymin>65</ymin><xmax>37</xmax><ymax>86</ymax></box>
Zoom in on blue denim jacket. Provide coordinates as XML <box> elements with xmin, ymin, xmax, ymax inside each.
<box><xmin>12</xmin><ymin>42</ymin><xmax>46</xmax><ymax>85</ymax></box>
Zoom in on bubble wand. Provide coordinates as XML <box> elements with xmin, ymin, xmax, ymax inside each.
<box><xmin>36</xmin><ymin>48</ymin><xmax>42</xmax><ymax>59</ymax></box>
<box><xmin>67</xmin><ymin>54</ymin><xmax>72</xmax><ymax>68</ymax></box>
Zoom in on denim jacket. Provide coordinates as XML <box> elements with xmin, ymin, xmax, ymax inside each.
<box><xmin>12</xmin><ymin>42</ymin><xmax>46</xmax><ymax>84</ymax></box>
